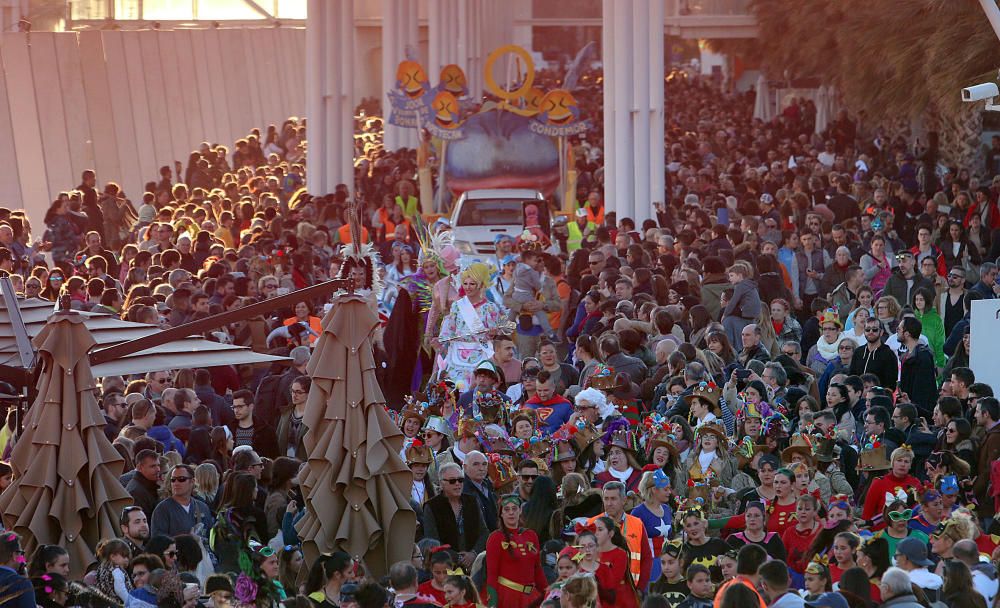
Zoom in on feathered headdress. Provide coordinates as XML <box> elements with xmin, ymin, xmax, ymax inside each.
<box><xmin>415</xmin><ymin>217</ymin><xmax>458</xmax><ymax>275</ymax></box>
<box><xmin>337</xmin><ymin>199</ymin><xmax>383</xmax><ymax>295</ymax></box>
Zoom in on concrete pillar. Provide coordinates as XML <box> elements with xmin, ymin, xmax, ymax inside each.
<box><xmin>306</xmin><ymin>0</ymin><xmax>355</xmax><ymax>194</ymax></box>
<box><xmin>602</xmin><ymin>0</ymin><xmax>664</xmax><ymax>225</ymax></box>
<box><xmin>382</xmin><ymin>0</ymin><xmax>419</xmax><ymax>150</ymax></box>
<box><xmin>511</xmin><ymin>0</ymin><xmax>533</xmax><ymax>51</ymax></box>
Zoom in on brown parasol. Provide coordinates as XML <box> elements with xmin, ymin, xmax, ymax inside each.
<box><xmin>294</xmin><ymin>293</ymin><xmax>415</xmax><ymax>578</ymax></box>
<box><xmin>0</xmin><ymin>311</ymin><xmax>132</xmax><ymax>578</ymax></box>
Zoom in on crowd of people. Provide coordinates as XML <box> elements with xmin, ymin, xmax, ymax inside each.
<box><xmin>0</xmin><ymin>62</ymin><xmax>996</xmax><ymax>608</ymax></box>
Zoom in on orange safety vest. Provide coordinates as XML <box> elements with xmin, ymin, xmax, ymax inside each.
<box><xmin>377</xmin><ymin>208</ymin><xmax>398</xmax><ymax>240</ymax></box>
<box><xmin>337</xmin><ymin>224</ymin><xmax>369</xmax><ymax>245</ymax></box>
<box><xmin>586</xmin><ymin>203</ymin><xmax>605</xmax><ymax>226</ymax></box>
<box><xmin>588</xmin><ymin>513</ymin><xmax>644</xmax><ymax>585</ymax></box>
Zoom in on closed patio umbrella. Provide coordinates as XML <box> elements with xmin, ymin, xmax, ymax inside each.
<box><xmin>294</xmin><ymin>293</ymin><xmax>415</xmax><ymax>578</ymax></box>
<box><xmin>0</xmin><ymin>311</ymin><xmax>132</xmax><ymax>578</ymax></box>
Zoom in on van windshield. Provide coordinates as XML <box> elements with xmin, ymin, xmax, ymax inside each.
<box><xmin>456</xmin><ymin>199</ymin><xmax>526</xmax><ymax>226</ymax></box>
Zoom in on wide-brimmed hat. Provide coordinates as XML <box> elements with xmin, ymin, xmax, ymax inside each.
<box><xmin>405</xmin><ymin>440</ymin><xmax>433</xmax><ymax>465</ymax></box>
<box><xmin>525</xmin><ymin>436</ymin><xmax>552</xmax><ymax>460</ymax></box>
<box><xmin>565</xmin><ymin>420</ymin><xmax>601</xmax><ymax>453</ymax></box>
<box><xmin>510</xmin><ymin>408</ymin><xmax>538</xmax><ymax>433</ymax></box>
<box><xmin>612</xmin><ymin>373</ymin><xmax>640</xmax><ymax>400</ymax></box>
<box><xmin>456</xmin><ymin>418</ymin><xmax>481</xmax><ymax>440</ymax></box>
<box><xmin>401</xmin><ymin>397</ymin><xmax>429</xmax><ymax>425</ymax></box>
<box><xmin>693</xmin><ymin>420</ymin><xmax>728</xmax><ymax>443</ymax></box>
<box><xmin>423</xmin><ymin>415</ymin><xmax>454</xmax><ymax>439</ymax></box>
<box><xmin>473</xmin><ymin>389</ymin><xmax>507</xmax><ymax>425</ymax></box>
<box><xmin>551</xmin><ymin>441</ymin><xmax>577</xmax><ymax>463</ymax></box>
<box><xmin>587</xmin><ymin>364</ymin><xmax>615</xmax><ymax>391</ymax></box>
<box><xmin>644</xmin><ymin>416</ymin><xmax>681</xmax><ymax>460</ymax></box>
<box><xmin>425</xmin><ymin>379</ymin><xmax>457</xmax><ymax>416</ymax></box>
<box><xmin>487</xmin><ymin>455</ymin><xmax>517</xmax><ymax>491</ymax></box>
<box><xmin>812</xmin><ymin>435</ymin><xmax>837</xmax><ymax>463</ymax></box>
<box><xmin>605</xmin><ymin>426</ymin><xmax>641</xmax><ymax>456</ymax></box>
<box><xmin>858</xmin><ymin>437</ymin><xmax>890</xmax><ymax>471</ymax></box>
<box><xmin>781</xmin><ymin>433</ymin><xmax>816</xmax><ymax>466</ymax></box>
<box><xmin>683</xmin><ymin>381</ymin><xmax>722</xmax><ymax>415</ymax></box>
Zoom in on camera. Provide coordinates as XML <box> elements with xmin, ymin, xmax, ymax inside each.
<box><xmin>962</xmin><ymin>82</ymin><xmax>999</xmax><ymax>102</ymax></box>
<box><xmin>962</xmin><ymin>82</ymin><xmax>1000</xmax><ymax>111</ymax></box>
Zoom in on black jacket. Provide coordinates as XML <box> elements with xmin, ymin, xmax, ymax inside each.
<box><xmin>899</xmin><ymin>343</ymin><xmax>938</xmax><ymax>413</ymax></box>
<box><xmin>849</xmin><ymin>343</ymin><xmax>898</xmax><ymax>390</ymax></box>
<box><xmin>227</xmin><ymin>419</ymin><xmax>280</xmax><ymax>459</ymax></box>
<box><xmin>422</xmin><ymin>493</ymin><xmax>487</xmax><ymax>553</ymax></box>
<box><xmin>126</xmin><ymin>473</ymin><xmax>161</xmax><ymax>519</ymax></box>
<box><xmin>883</xmin><ymin>271</ymin><xmax>934</xmax><ymax>310</ymax></box>
<box><xmin>463</xmin><ymin>477</ymin><xmax>499</xmax><ymax>532</ymax></box>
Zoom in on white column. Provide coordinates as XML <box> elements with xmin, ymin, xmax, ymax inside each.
<box><xmin>647</xmin><ymin>0</ymin><xmax>666</xmax><ymax>216</ymax></box>
<box><xmin>382</xmin><ymin>0</ymin><xmax>419</xmax><ymax>150</ymax></box>
<box><xmin>306</xmin><ymin>0</ymin><xmax>355</xmax><ymax>194</ymax></box>
<box><xmin>602</xmin><ymin>0</ymin><xmax>664</xmax><ymax>225</ymax></box>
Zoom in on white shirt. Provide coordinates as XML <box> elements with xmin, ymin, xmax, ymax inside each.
<box><xmin>972</xmin><ymin>568</ymin><xmax>998</xmax><ymax>605</ymax></box>
<box><xmin>907</xmin><ymin>567</ymin><xmax>943</xmax><ymax>590</ymax></box>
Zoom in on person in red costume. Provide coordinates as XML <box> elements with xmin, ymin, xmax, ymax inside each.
<box><xmin>593</xmin><ymin>515</ymin><xmax>639</xmax><ymax>608</ymax></box>
<box><xmin>714</xmin><ymin>468</ymin><xmax>799</xmax><ymax>538</ymax></box>
<box><xmin>483</xmin><ymin>495</ymin><xmax>547</xmax><ymax>607</ymax></box>
<box><xmin>862</xmin><ymin>446</ymin><xmax>921</xmax><ymax>521</ymax></box>
<box><xmin>417</xmin><ymin>547</ymin><xmax>455</xmax><ymax>605</ymax></box>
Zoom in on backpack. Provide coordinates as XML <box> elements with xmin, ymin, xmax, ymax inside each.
<box><xmin>253</xmin><ymin>372</ymin><xmax>284</xmax><ymax>429</ymax></box>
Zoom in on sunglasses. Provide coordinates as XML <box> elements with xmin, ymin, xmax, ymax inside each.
<box><xmin>442</xmin><ymin>477</ymin><xmax>464</xmax><ymax>484</ymax></box>
<box><xmin>887</xmin><ymin>509</ymin><xmax>912</xmax><ymax>522</ymax></box>
<box><xmin>521</xmin><ymin>474</ymin><xmax>538</xmax><ymax>480</ymax></box>
<box><xmin>864</xmin><ymin>327</ymin><xmax>881</xmax><ymax>333</ymax></box>
<box><xmin>171</xmin><ymin>476</ymin><xmax>191</xmax><ymax>483</ymax></box>
<box><xmin>165</xmin><ymin>551</ymin><xmax>178</xmax><ymax>558</ymax></box>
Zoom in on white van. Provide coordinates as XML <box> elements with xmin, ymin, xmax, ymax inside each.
<box><xmin>449</xmin><ymin>188</ymin><xmax>546</xmax><ymax>256</ymax></box>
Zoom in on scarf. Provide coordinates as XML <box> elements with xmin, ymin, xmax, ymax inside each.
<box><xmin>609</xmin><ymin>466</ymin><xmax>634</xmax><ymax>483</ymax></box>
<box><xmin>816</xmin><ymin>336</ymin><xmax>840</xmax><ymax>361</ymax></box>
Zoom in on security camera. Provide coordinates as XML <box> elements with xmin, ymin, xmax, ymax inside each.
<box><xmin>962</xmin><ymin>82</ymin><xmax>1000</xmax><ymax>111</ymax></box>
<box><xmin>962</xmin><ymin>82</ymin><xmax>999</xmax><ymax>102</ymax></box>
